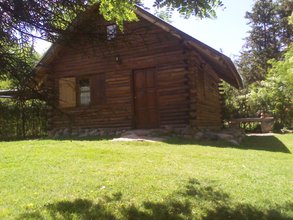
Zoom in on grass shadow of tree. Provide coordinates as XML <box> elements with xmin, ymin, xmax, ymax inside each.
<box><xmin>46</xmin><ymin>135</ymin><xmax>116</xmax><ymax>142</ymax></box>
<box><xmin>165</xmin><ymin>135</ymin><xmax>291</xmax><ymax>153</ymax></box>
<box><xmin>18</xmin><ymin>193</ymin><xmax>123</xmax><ymax>220</ymax></box>
<box><xmin>239</xmin><ymin>135</ymin><xmax>291</xmax><ymax>153</ymax></box>
<box><xmin>121</xmin><ymin>178</ymin><xmax>230</xmax><ymax>220</ymax></box>
<box><xmin>0</xmin><ymin>135</ymin><xmax>116</xmax><ymax>143</ymax></box>
<box><xmin>18</xmin><ymin>179</ymin><xmax>293</xmax><ymax>220</ymax></box>
<box><xmin>46</xmin><ymin>198</ymin><xmax>117</xmax><ymax>220</ymax></box>
<box><xmin>18</xmin><ymin>198</ymin><xmax>117</xmax><ymax>220</ymax></box>
<box><xmin>203</xmin><ymin>203</ymin><xmax>293</xmax><ymax>220</ymax></box>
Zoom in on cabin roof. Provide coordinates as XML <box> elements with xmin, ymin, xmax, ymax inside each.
<box><xmin>35</xmin><ymin>6</ymin><xmax>243</xmax><ymax>89</ymax></box>
<box><xmin>135</xmin><ymin>8</ymin><xmax>242</xmax><ymax>88</ymax></box>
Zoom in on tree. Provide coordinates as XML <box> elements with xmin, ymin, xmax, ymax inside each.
<box><xmin>223</xmin><ymin>2</ymin><xmax>292</xmax><ymax>130</ymax></box>
<box><xmin>0</xmin><ymin>0</ymin><xmax>224</xmax><ymax>88</ymax></box>
<box><xmin>153</xmin><ymin>0</ymin><xmax>223</xmax><ymax>19</ymax></box>
<box><xmin>154</xmin><ymin>9</ymin><xmax>173</xmax><ymax>23</ymax></box>
<box><xmin>276</xmin><ymin>0</ymin><xmax>293</xmax><ymax>48</ymax></box>
<box><xmin>0</xmin><ymin>40</ymin><xmax>39</xmax><ymax>90</ymax></box>
<box><xmin>237</xmin><ymin>0</ymin><xmax>292</xmax><ymax>85</ymax></box>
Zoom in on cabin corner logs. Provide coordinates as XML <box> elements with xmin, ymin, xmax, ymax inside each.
<box><xmin>44</xmin><ymin>14</ymin><xmax>224</xmax><ymax>136</ymax></box>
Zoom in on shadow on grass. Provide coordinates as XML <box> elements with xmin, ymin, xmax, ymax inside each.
<box><xmin>165</xmin><ymin>135</ymin><xmax>291</xmax><ymax>153</ymax></box>
<box><xmin>18</xmin><ymin>193</ymin><xmax>123</xmax><ymax>220</ymax></box>
<box><xmin>49</xmin><ymin>135</ymin><xmax>116</xmax><ymax>142</ymax></box>
<box><xmin>39</xmin><ymin>135</ymin><xmax>116</xmax><ymax>142</ymax></box>
<box><xmin>2</xmin><ymin>134</ymin><xmax>290</xmax><ymax>154</ymax></box>
<box><xmin>203</xmin><ymin>203</ymin><xmax>293</xmax><ymax>220</ymax></box>
<box><xmin>18</xmin><ymin>179</ymin><xmax>293</xmax><ymax>220</ymax></box>
<box><xmin>240</xmin><ymin>135</ymin><xmax>291</xmax><ymax>153</ymax></box>
<box><xmin>0</xmin><ymin>135</ymin><xmax>117</xmax><ymax>142</ymax></box>
<box><xmin>18</xmin><ymin>199</ymin><xmax>116</xmax><ymax>220</ymax></box>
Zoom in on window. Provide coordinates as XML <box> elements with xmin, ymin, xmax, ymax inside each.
<box><xmin>58</xmin><ymin>75</ymin><xmax>106</xmax><ymax>108</ymax></box>
<box><xmin>107</xmin><ymin>24</ymin><xmax>117</xmax><ymax>40</ymax></box>
<box><xmin>78</xmin><ymin>79</ymin><xmax>91</xmax><ymax>105</ymax></box>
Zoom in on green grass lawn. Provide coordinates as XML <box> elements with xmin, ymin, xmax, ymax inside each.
<box><xmin>0</xmin><ymin>134</ymin><xmax>292</xmax><ymax>219</ymax></box>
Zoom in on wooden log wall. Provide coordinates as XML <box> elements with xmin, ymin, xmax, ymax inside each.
<box><xmin>218</xmin><ymin>80</ymin><xmax>225</xmax><ymax>123</ymax></box>
<box><xmin>47</xmin><ymin>16</ymin><xmax>190</xmax><ymax>131</ymax></box>
<box><xmin>188</xmin><ymin>50</ymin><xmax>223</xmax><ymax>129</ymax></box>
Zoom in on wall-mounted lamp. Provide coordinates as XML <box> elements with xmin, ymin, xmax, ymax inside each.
<box><xmin>115</xmin><ymin>55</ymin><xmax>122</xmax><ymax>64</ymax></box>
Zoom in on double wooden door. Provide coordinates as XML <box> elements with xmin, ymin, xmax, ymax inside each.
<box><xmin>133</xmin><ymin>68</ymin><xmax>159</xmax><ymax>129</ymax></box>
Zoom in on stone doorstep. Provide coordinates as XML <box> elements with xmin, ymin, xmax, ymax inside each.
<box><xmin>112</xmin><ymin>137</ymin><xmax>166</xmax><ymax>143</ymax></box>
<box><xmin>112</xmin><ymin>129</ymin><xmax>167</xmax><ymax>142</ymax></box>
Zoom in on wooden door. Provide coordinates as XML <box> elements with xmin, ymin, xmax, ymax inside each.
<box><xmin>133</xmin><ymin>68</ymin><xmax>159</xmax><ymax>129</ymax></box>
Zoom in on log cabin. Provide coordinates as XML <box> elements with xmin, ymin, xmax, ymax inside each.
<box><xmin>35</xmin><ymin>6</ymin><xmax>242</xmax><ymax>135</ymax></box>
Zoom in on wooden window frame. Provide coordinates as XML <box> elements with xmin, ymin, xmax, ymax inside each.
<box><xmin>76</xmin><ymin>74</ymin><xmax>107</xmax><ymax>107</ymax></box>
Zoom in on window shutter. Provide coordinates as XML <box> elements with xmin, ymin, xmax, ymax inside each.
<box><xmin>59</xmin><ymin>77</ymin><xmax>76</xmax><ymax>108</ymax></box>
<box><xmin>92</xmin><ymin>74</ymin><xmax>106</xmax><ymax>105</ymax></box>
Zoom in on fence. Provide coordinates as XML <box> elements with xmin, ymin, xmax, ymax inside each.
<box><xmin>0</xmin><ymin>99</ymin><xmax>47</xmax><ymax>140</ymax></box>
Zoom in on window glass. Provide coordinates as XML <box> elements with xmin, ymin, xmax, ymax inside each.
<box><xmin>79</xmin><ymin>79</ymin><xmax>90</xmax><ymax>105</ymax></box>
<box><xmin>107</xmin><ymin>24</ymin><xmax>117</xmax><ymax>40</ymax></box>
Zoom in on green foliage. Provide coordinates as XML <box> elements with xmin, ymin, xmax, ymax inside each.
<box><xmin>153</xmin><ymin>0</ymin><xmax>224</xmax><ymax>19</ymax></box>
<box><xmin>0</xmin><ymin>39</ymin><xmax>40</xmax><ymax>89</ymax></box>
<box><xmin>99</xmin><ymin>0</ymin><xmax>138</xmax><ymax>30</ymax></box>
<box><xmin>247</xmin><ymin>44</ymin><xmax>293</xmax><ymax>128</ymax></box>
<box><xmin>268</xmin><ymin>40</ymin><xmax>293</xmax><ymax>96</ymax></box>
<box><xmin>222</xmin><ymin>82</ymin><xmax>250</xmax><ymax>119</ymax></box>
<box><xmin>224</xmin><ymin>43</ymin><xmax>293</xmax><ymax>129</ymax></box>
<box><xmin>0</xmin><ymin>135</ymin><xmax>292</xmax><ymax>219</ymax></box>
<box><xmin>154</xmin><ymin>9</ymin><xmax>173</xmax><ymax>23</ymax></box>
<box><xmin>0</xmin><ymin>80</ymin><xmax>11</xmax><ymax>90</ymax></box>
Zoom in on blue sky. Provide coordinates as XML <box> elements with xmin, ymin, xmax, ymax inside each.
<box><xmin>35</xmin><ymin>0</ymin><xmax>254</xmax><ymax>58</ymax></box>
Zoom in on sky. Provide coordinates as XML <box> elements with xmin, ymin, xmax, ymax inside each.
<box><xmin>167</xmin><ymin>0</ymin><xmax>254</xmax><ymax>58</ymax></box>
<box><xmin>35</xmin><ymin>0</ymin><xmax>254</xmax><ymax>58</ymax></box>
